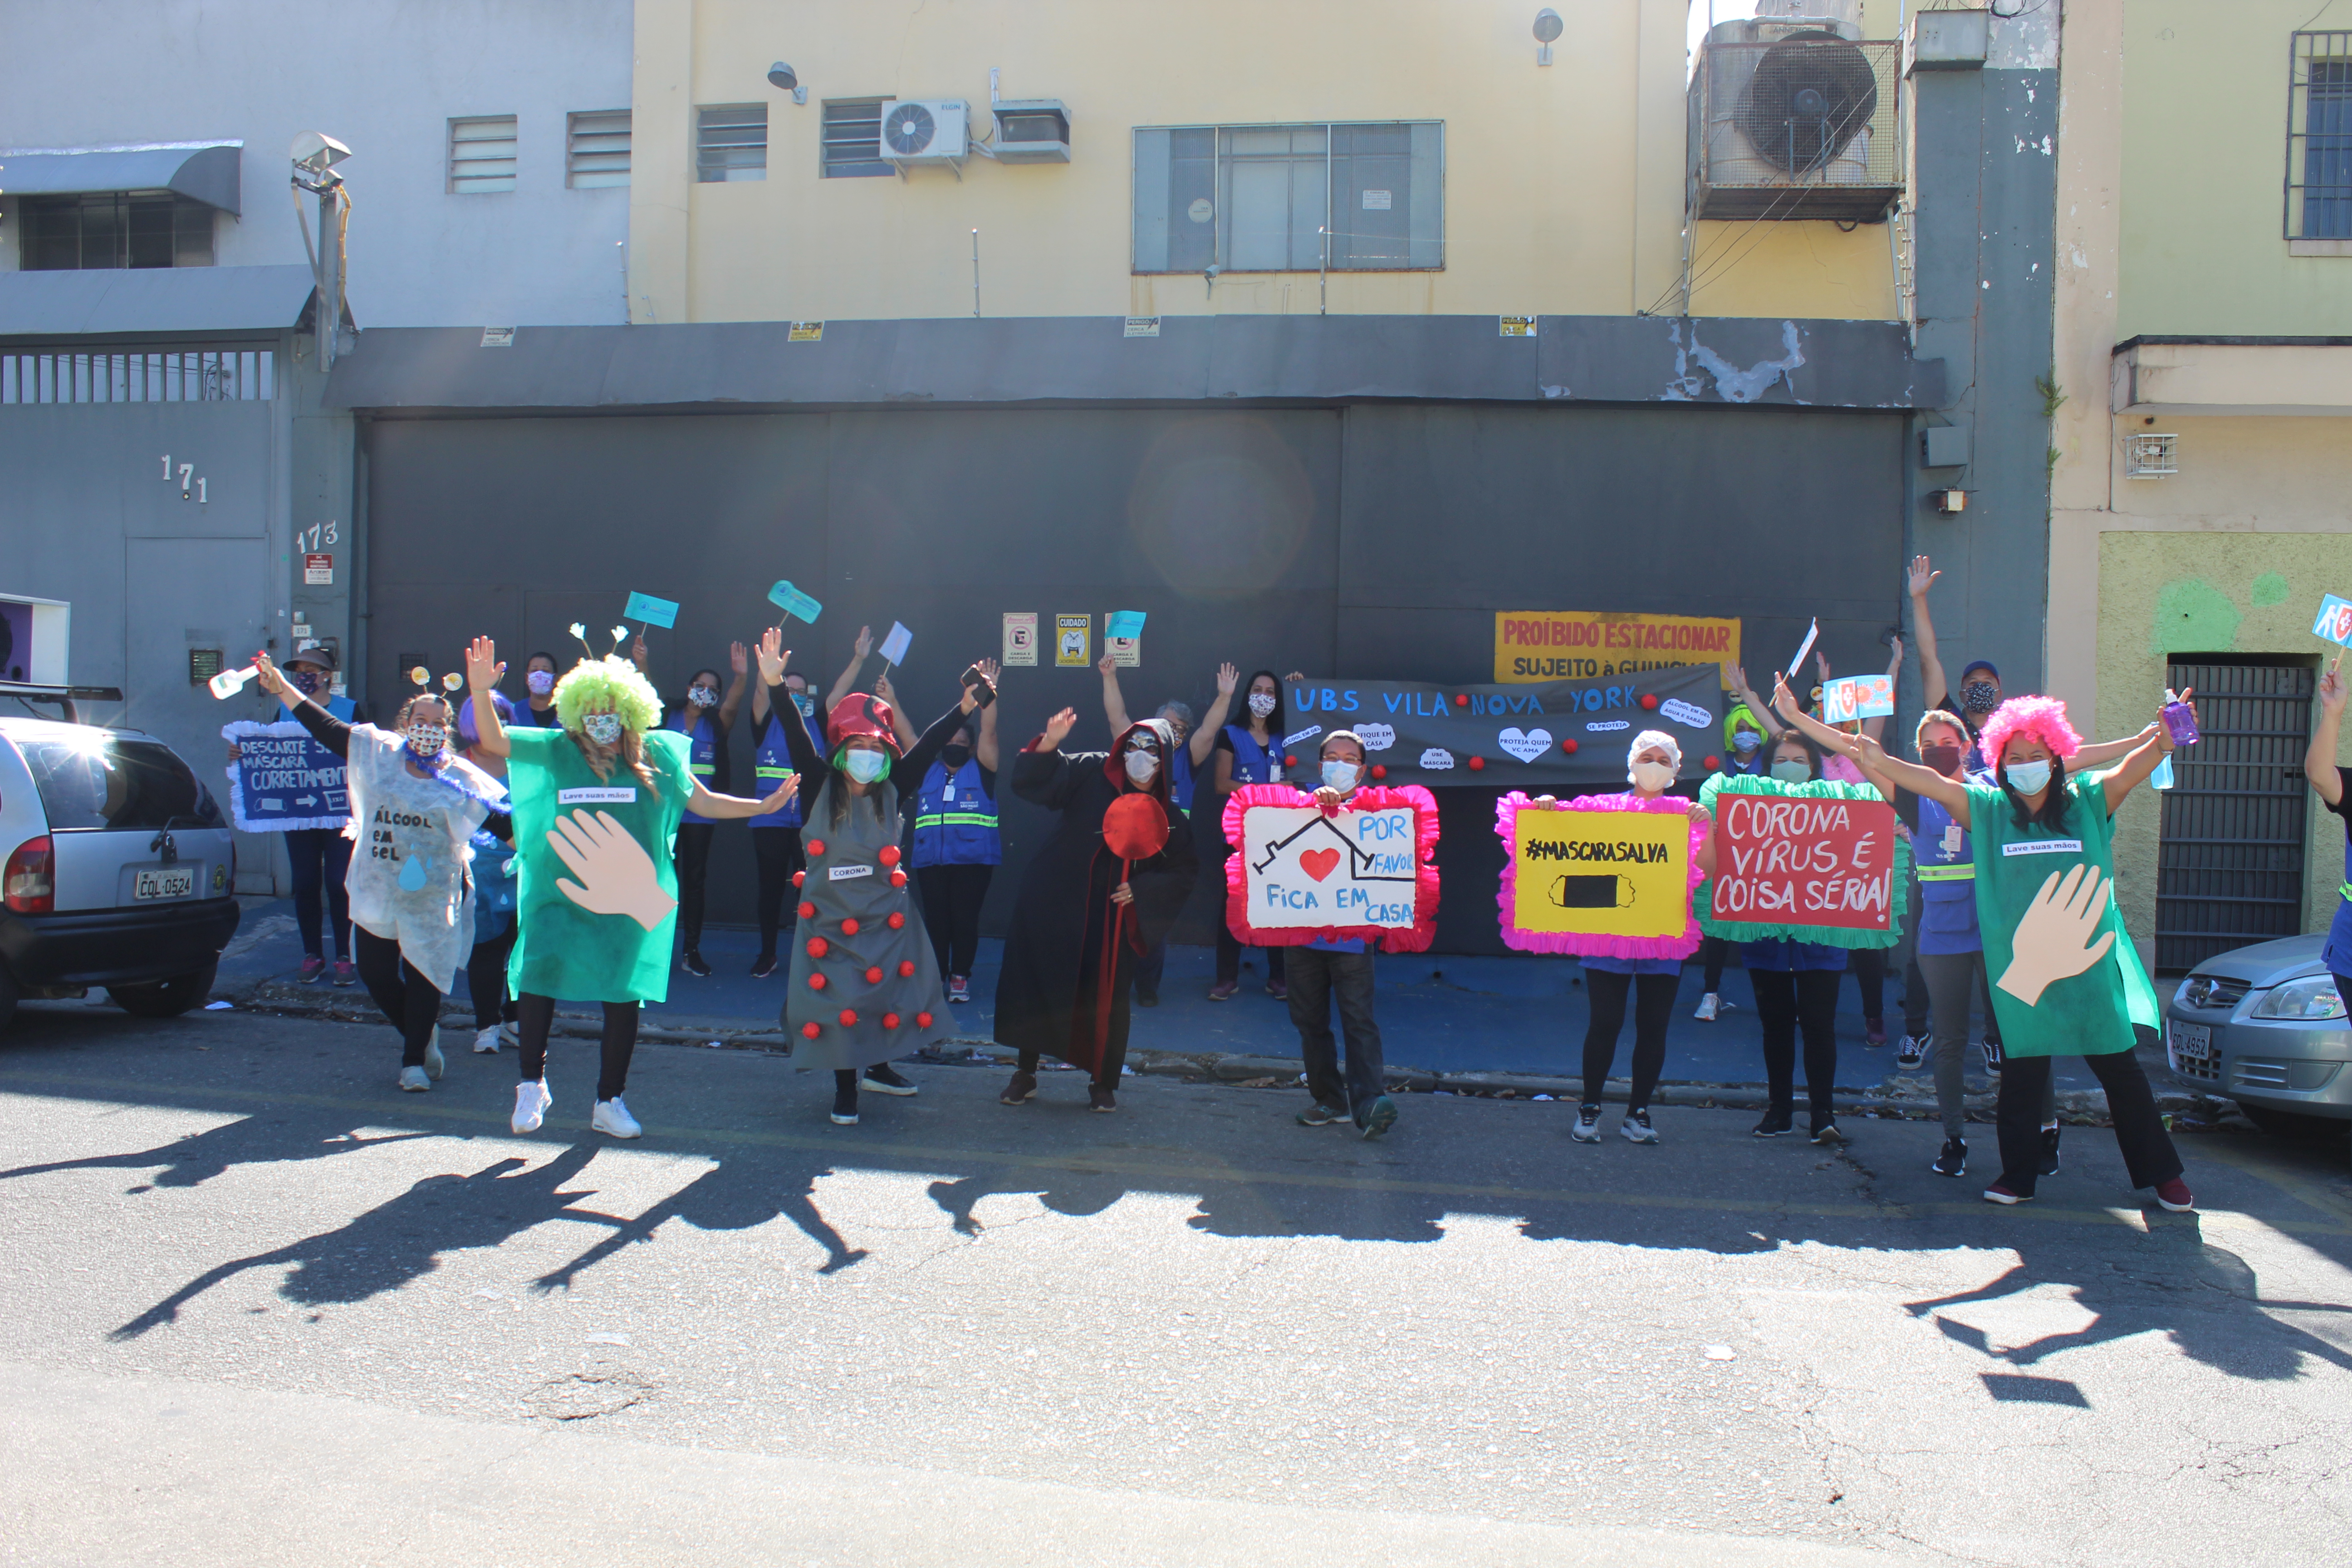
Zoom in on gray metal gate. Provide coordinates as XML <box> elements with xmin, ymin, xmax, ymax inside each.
<box><xmin>2155</xmin><ymin>659</ymin><xmax>2316</xmax><ymax>971</ymax></box>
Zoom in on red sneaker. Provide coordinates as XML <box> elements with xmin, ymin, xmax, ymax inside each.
<box><xmin>1981</xmin><ymin>1182</ymin><xmax>2032</xmax><ymax>1206</ymax></box>
<box><xmin>2154</xmin><ymin>1178</ymin><xmax>2195</xmax><ymax>1213</ymax></box>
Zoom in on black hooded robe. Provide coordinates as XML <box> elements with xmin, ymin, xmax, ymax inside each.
<box><xmin>993</xmin><ymin>719</ymin><xmax>1199</xmax><ymax>1081</ymax></box>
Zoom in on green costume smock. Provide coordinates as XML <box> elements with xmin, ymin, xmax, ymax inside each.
<box><xmin>504</xmin><ymin>725</ymin><xmax>696</xmax><ymax>1005</ymax></box>
<box><xmin>1966</xmin><ymin>771</ymin><xmax>2159</xmax><ymax>1057</ymax></box>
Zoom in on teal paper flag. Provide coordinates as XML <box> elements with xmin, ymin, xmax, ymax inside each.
<box><xmin>767</xmin><ymin>581</ymin><xmax>823</xmax><ymax>624</ymax></box>
<box><xmin>1106</xmin><ymin>610</ymin><xmax>1147</xmax><ymax>641</ymax></box>
<box><xmin>624</xmin><ymin>591</ymin><xmax>679</xmax><ymax>629</ymax></box>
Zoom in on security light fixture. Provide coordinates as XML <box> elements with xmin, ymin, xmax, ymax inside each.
<box><xmin>767</xmin><ymin>62</ymin><xmax>806</xmax><ymax>105</ymax></box>
<box><xmin>289</xmin><ymin>131</ymin><xmax>350</xmax><ymax>191</ymax></box>
<box><xmin>1534</xmin><ymin>7</ymin><xmax>1563</xmax><ymax>64</ymax></box>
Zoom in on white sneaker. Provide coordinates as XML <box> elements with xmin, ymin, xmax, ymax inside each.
<box><xmin>1694</xmin><ymin>992</ymin><xmax>1720</xmax><ymax>1021</ymax></box>
<box><xmin>473</xmin><ymin>1025</ymin><xmax>503</xmax><ymax>1054</ymax></box>
<box><xmin>511</xmin><ymin>1078</ymin><xmax>550</xmax><ymax>1134</ymax></box>
<box><xmin>423</xmin><ymin>1026</ymin><xmax>445</xmax><ymax>1081</ymax></box>
<box><xmin>1570</xmin><ymin>1104</ymin><xmax>1603</xmax><ymax>1143</ymax></box>
<box><xmin>1620</xmin><ymin>1108</ymin><xmax>1660</xmax><ymax>1145</ymax></box>
<box><xmin>500</xmin><ymin>1019</ymin><xmax>520</xmax><ymax>1046</ymax></box>
<box><xmin>397</xmin><ymin>1065</ymin><xmax>431</xmax><ymax>1093</ymax></box>
<box><xmin>592</xmin><ymin>1097</ymin><xmax>642</xmax><ymax>1139</ymax></box>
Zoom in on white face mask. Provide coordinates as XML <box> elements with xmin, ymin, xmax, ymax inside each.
<box><xmin>1629</xmin><ymin>760</ymin><xmax>1675</xmax><ymax>793</ymax></box>
<box><xmin>1247</xmin><ymin>691</ymin><xmax>1276</xmax><ymax>718</ymax></box>
<box><xmin>687</xmin><ymin>685</ymin><xmax>718</xmax><ymax>708</ymax></box>
<box><xmin>582</xmin><ymin>713</ymin><xmax>624</xmax><ymax>746</ymax></box>
<box><xmin>2005</xmin><ymin>758</ymin><xmax>2053</xmax><ymax>796</ymax></box>
<box><xmin>1124</xmin><ymin>750</ymin><xmax>1160</xmax><ymax>784</ymax></box>
<box><xmin>843</xmin><ymin>747</ymin><xmax>889</xmax><ymax>784</ymax></box>
<box><xmin>1321</xmin><ymin>760</ymin><xmax>1361</xmax><ymax>792</ymax></box>
<box><xmin>405</xmin><ymin>724</ymin><xmax>447</xmax><ymax>760</ymax></box>
<box><xmin>526</xmin><ymin>670</ymin><xmax>556</xmax><ymax>696</ymax></box>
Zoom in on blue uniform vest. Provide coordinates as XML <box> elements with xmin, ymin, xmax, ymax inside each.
<box><xmin>1222</xmin><ymin>724</ymin><xmax>1285</xmax><ymax>786</ymax></box>
<box><xmin>668</xmin><ymin>711</ymin><xmax>720</xmax><ymax>824</ymax></box>
<box><xmin>2327</xmin><ymin>833</ymin><xmax>2352</xmax><ymax>978</ymax></box>
<box><xmin>912</xmin><ymin>759</ymin><xmax>1000</xmax><ymax>867</ymax></box>
<box><xmin>279</xmin><ymin>694</ymin><xmax>357</xmax><ymax>725</ymax></box>
<box><xmin>1913</xmin><ymin>793</ymin><xmax>1982</xmax><ymax>956</ymax></box>
<box><xmin>749</xmin><ymin>707</ymin><xmax>825</xmax><ymax>830</ymax></box>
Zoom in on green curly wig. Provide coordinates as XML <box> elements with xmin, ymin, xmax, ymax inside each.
<box><xmin>553</xmin><ymin>655</ymin><xmax>662</xmax><ymax>734</ymax></box>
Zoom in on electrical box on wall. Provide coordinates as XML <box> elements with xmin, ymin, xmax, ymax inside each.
<box><xmin>1920</xmin><ymin>423</ymin><xmax>1971</xmax><ymax>468</ymax></box>
<box><xmin>0</xmin><ymin>594</ymin><xmax>71</xmax><ymax>685</ymax></box>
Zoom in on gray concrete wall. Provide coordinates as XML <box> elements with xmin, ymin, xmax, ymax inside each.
<box><xmin>0</xmin><ymin>0</ymin><xmax>632</xmax><ymax>328</ymax></box>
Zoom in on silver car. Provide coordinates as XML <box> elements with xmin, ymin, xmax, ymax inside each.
<box><xmin>0</xmin><ymin>715</ymin><xmax>240</xmax><ymax>1030</ymax></box>
<box><xmin>2164</xmin><ymin>933</ymin><xmax>2352</xmax><ymax>1135</ymax></box>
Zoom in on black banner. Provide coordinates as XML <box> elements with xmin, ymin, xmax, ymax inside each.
<box><xmin>1282</xmin><ymin>665</ymin><xmax>1727</xmax><ymax>789</ymax></box>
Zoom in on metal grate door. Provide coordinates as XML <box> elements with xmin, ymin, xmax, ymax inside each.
<box><xmin>2154</xmin><ymin>660</ymin><xmax>2315</xmax><ymax>971</ymax></box>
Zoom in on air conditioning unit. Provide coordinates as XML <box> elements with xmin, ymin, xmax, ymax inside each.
<box><xmin>990</xmin><ymin>99</ymin><xmax>1069</xmax><ymax>164</ymax></box>
<box><xmin>1688</xmin><ymin>13</ymin><xmax>1902</xmax><ymax>223</ymax></box>
<box><xmin>880</xmin><ymin>99</ymin><xmax>969</xmax><ymax>171</ymax></box>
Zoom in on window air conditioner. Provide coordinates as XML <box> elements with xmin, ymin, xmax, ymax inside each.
<box><xmin>990</xmin><ymin>99</ymin><xmax>1069</xmax><ymax>164</ymax></box>
<box><xmin>879</xmin><ymin>100</ymin><xmax>969</xmax><ymax>171</ymax></box>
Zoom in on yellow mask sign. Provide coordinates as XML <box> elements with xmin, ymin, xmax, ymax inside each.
<box><xmin>1509</xmin><ymin>805</ymin><xmax>1691</xmax><ymax>941</ymax></box>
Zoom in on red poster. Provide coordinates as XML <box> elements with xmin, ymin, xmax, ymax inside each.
<box><xmin>1709</xmin><ymin>791</ymin><xmax>1898</xmax><ymax>931</ymax></box>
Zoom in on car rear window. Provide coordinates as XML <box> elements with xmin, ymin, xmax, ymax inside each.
<box><xmin>14</xmin><ymin>734</ymin><xmax>221</xmax><ymax>831</ymax></box>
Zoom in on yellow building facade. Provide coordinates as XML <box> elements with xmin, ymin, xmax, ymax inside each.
<box><xmin>2051</xmin><ymin>0</ymin><xmax>2352</xmax><ymax>967</ymax></box>
<box><xmin>626</xmin><ymin>0</ymin><xmax>1901</xmax><ymax>327</ymax></box>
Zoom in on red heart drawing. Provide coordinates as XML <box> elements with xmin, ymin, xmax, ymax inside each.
<box><xmin>1299</xmin><ymin>847</ymin><xmax>1341</xmax><ymax>882</ymax></box>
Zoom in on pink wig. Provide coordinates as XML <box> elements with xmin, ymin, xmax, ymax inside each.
<box><xmin>1976</xmin><ymin>695</ymin><xmax>2081</xmax><ymax>771</ymax></box>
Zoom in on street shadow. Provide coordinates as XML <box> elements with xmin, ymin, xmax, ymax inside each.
<box><xmin>1903</xmin><ymin>1213</ymin><xmax>2352</xmax><ymax>1382</ymax></box>
<box><xmin>0</xmin><ymin>1116</ymin><xmax>433</xmax><ymax>1194</ymax></box>
<box><xmin>532</xmin><ymin>1157</ymin><xmax>870</xmax><ymax>1286</ymax></box>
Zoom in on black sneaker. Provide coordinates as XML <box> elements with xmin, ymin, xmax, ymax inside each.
<box><xmin>750</xmin><ymin>953</ymin><xmax>777</xmax><ymax>979</ymax></box>
<box><xmin>1980</xmin><ymin>1039</ymin><xmax>2004</xmax><ymax>1076</ymax></box>
<box><xmin>830</xmin><ymin>1083</ymin><xmax>859</xmax><ymax>1125</ymax></box>
<box><xmin>2038</xmin><ymin>1123</ymin><xmax>2062</xmax><ymax>1177</ymax></box>
<box><xmin>682</xmin><ymin>949</ymin><xmax>713</xmax><ymax>978</ymax></box>
<box><xmin>1931</xmin><ymin>1137</ymin><xmax>1967</xmax><ymax>1177</ymax></box>
<box><xmin>1359</xmin><ymin>1096</ymin><xmax>1398</xmax><ymax>1140</ymax></box>
<box><xmin>1810</xmin><ymin>1120</ymin><xmax>1846</xmax><ymax>1145</ymax></box>
<box><xmin>1296</xmin><ymin>1102</ymin><xmax>1344</xmax><ymax>1127</ymax></box>
<box><xmin>1894</xmin><ymin>1034</ymin><xmax>1926</xmax><ymax>1070</ymax></box>
<box><xmin>861</xmin><ymin>1062</ymin><xmax>918</xmax><ymax>1097</ymax></box>
<box><xmin>1751</xmin><ymin>1110</ymin><xmax>1794</xmax><ymax>1138</ymax></box>
<box><xmin>1134</xmin><ymin>988</ymin><xmax>1160</xmax><ymax>1008</ymax></box>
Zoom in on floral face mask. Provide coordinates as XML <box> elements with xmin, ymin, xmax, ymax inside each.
<box><xmin>582</xmin><ymin>713</ymin><xmax>624</xmax><ymax>746</ymax></box>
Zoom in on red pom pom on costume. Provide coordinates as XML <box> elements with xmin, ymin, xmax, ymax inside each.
<box><xmin>1453</xmin><ymin>694</ymin><xmax>1468</xmax><ymax>707</ymax></box>
<box><xmin>806</xmin><ymin>839</ymin><xmax>825</xmax><ymax>857</ymax></box>
<box><xmin>1370</xmin><ymin>764</ymin><xmax>1387</xmax><ymax>779</ymax></box>
<box><xmin>890</xmin><ymin>869</ymin><xmax>907</xmax><ymax>887</ymax></box>
<box><xmin>863</xmin><ymin>966</ymin><xmax>883</xmax><ymax>984</ymax></box>
<box><xmin>1468</xmin><ymin>755</ymin><xmax>1485</xmax><ymax>771</ymax></box>
<box><xmin>806</xmin><ymin>936</ymin><xmax>829</xmax><ymax>958</ymax></box>
<box><xmin>1561</xmin><ymin>738</ymin><xmax>1579</xmax><ymax>755</ymax></box>
<box><xmin>801</xmin><ymin>1021</ymin><xmax>821</xmax><ymax>1039</ymax></box>
<box><xmin>915</xmin><ymin>1011</ymin><xmax>934</xmax><ymax>1029</ymax></box>
<box><xmin>897</xmin><ymin>960</ymin><xmax>915</xmax><ymax>977</ymax></box>
<box><xmin>1640</xmin><ymin>693</ymin><xmax>1659</xmax><ymax>710</ymax></box>
<box><xmin>882</xmin><ymin>1012</ymin><xmax>901</xmax><ymax>1030</ymax></box>
<box><xmin>798</xmin><ymin>900</ymin><xmax>816</xmax><ymax>920</ymax></box>
<box><xmin>808</xmin><ymin>972</ymin><xmax>828</xmax><ymax>991</ymax></box>
<box><xmin>879</xmin><ymin>845</ymin><xmax>901</xmax><ymax>867</ymax></box>
<box><xmin>838</xmin><ymin>1009</ymin><xmax>858</xmax><ymax>1028</ymax></box>
<box><xmin>792</xmin><ymin>871</ymin><xmax>804</xmax><ymax>887</ymax></box>
<box><xmin>887</xmin><ymin>911</ymin><xmax>905</xmax><ymax>929</ymax></box>
<box><xmin>841</xmin><ymin>917</ymin><xmax>860</xmax><ymax>936</ymax></box>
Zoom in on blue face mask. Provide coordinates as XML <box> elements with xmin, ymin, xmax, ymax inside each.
<box><xmin>2005</xmin><ymin>759</ymin><xmax>2053</xmax><ymax>796</ymax></box>
<box><xmin>843</xmin><ymin>748</ymin><xmax>889</xmax><ymax>784</ymax></box>
<box><xmin>790</xmin><ymin>692</ymin><xmax>815</xmax><ymax>716</ymax></box>
<box><xmin>1732</xmin><ymin>730</ymin><xmax>1761</xmax><ymax>754</ymax></box>
<box><xmin>1321</xmin><ymin>760</ymin><xmax>1361</xmax><ymax>792</ymax></box>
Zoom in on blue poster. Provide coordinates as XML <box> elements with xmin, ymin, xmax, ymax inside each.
<box><xmin>624</xmin><ymin>591</ymin><xmax>680</xmax><ymax>629</ymax></box>
<box><xmin>220</xmin><ymin>720</ymin><xmax>349</xmax><ymax>833</ymax></box>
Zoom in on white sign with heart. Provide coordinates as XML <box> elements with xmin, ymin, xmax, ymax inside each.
<box><xmin>1496</xmin><ymin>727</ymin><xmax>1553</xmax><ymax>763</ymax></box>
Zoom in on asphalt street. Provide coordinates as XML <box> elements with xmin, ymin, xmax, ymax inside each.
<box><xmin>2</xmin><ymin>1000</ymin><xmax>2347</xmax><ymax>1566</ymax></box>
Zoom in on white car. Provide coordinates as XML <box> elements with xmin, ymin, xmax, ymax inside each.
<box><xmin>2163</xmin><ymin>933</ymin><xmax>2352</xmax><ymax>1137</ymax></box>
<box><xmin>0</xmin><ymin>715</ymin><xmax>240</xmax><ymax>1030</ymax></box>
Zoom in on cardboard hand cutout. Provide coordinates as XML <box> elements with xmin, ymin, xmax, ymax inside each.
<box><xmin>548</xmin><ymin>808</ymin><xmax>679</xmax><ymax>931</ymax></box>
<box><xmin>1995</xmin><ymin>863</ymin><xmax>2118</xmax><ymax>1007</ymax></box>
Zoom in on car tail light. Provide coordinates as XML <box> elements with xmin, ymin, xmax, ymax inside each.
<box><xmin>5</xmin><ymin>836</ymin><xmax>54</xmax><ymax>914</ymax></box>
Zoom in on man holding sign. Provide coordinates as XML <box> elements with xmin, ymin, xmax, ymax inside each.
<box><xmin>1223</xmin><ymin>730</ymin><xmax>1438</xmax><ymax>1138</ymax></box>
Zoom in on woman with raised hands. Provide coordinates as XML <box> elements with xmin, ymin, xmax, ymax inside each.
<box><xmin>466</xmin><ymin>634</ymin><xmax>795</xmax><ymax>1141</ymax></box>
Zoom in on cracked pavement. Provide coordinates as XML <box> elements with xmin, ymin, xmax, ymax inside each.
<box><xmin>1</xmin><ymin>1002</ymin><xmax>2347</xmax><ymax>1565</ymax></box>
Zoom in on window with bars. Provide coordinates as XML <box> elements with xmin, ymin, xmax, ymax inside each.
<box><xmin>449</xmin><ymin>115</ymin><xmax>519</xmax><ymax>193</ymax></box>
<box><xmin>20</xmin><ymin>194</ymin><xmax>213</xmax><ymax>270</ymax></box>
<box><xmin>697</xmin><ymin>104</ymin><xmax>767</xmax><ymax>181</ymax></box>
<box><xmin>0</xmin><ymin>348</ymin><xmax>274</xmax><ymax>404</ymax></box>
<box><xmin>1132</xmin><ymin>122</ymin><xmax>1443</xmax><ymax>274</ymax></box>
<box><xmin>2288</xmin><ymin>32</ymin><xmax>2352</xmax><ymax>240</ymax></box>
<box><xmin>2154</xmin><ymin>660</ymin><xmax>2314</xmax><ymax>972</ymax></box>
<box><xmin>568</xmin><ymin>110</ymin><xmax>631</xmax><ymax>188</ymax></box>
<box><xmin>821</xmin><ymin>100</ymin><xmax>891</xmax><ymax>178</ymax></box>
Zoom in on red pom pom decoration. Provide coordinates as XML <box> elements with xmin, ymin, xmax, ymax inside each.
<box><xmin>1639</xmin><ymin>693</ymin><xmax>1659</xmax><ymax>710</ymax></box>
<box><xmin>792</xmin><ymin>871</ymin><xmax>804</xmax><ymax>887</ymax></box>
<box><xmin>915</xmin><ymin>1010</ymin><xmax>934</xmax><ymax>1029</ymax></box>
<box><xmin>1705</xmin><ymin>755</ymin><xmax>1721</xmax><ymax>770</ymax></box>
<box><xmin>808</xmin><ymin>972</ymin><xmax>828</xmax><ymax>991</ymax></box>
<box><xmin>1284</xmin><ymin>754</ymin><xmax>1298</xmax><ymax>767</ymax></box>
<box><xmin>889</xmin><ymin>869</ymin><xmax>908</xmax><ymax>887</ymax></box>
<box><xmin>841</xmin><ymin>917</ymin><xmax>860</xmax><ymax>936</ymax></box>
<box><xmin>1468</xmin><ymin>755</ymin><xmax>1485</xmax><ymax>771</ymax></box>
<box><xmin>887</xmin><ymin>911</ymin><xmax>906</xmax><ymax>930</ymax></box>
<box><xmin>882</xmin><ymin>1012</ymin><xmax>901</xmax><ymax>1030</ymax></box>
<box><xmin>1560</xmin><ymin>737</ymin><xmax>1579</xmax><ymax>754</ymax></box>
<box><xmin>806</xmin><ymin>839</ymin><xmax>825</xmax><ymax>857</ymax></box>
<box><xmin>798</xmin><ymin>900</ymin><xmax>816</xmax><ymax>920</ymax></box>
<box><xmin>838</xmin><ymin>1009</ymin><xmax>858</xmax><ymax>1028</ymax></box>
<box><xmin>1370</xmin><ymin>763</ymin><xmax>1387</xmax><ymax>779</ymax></box>
<box><xmin>897</xmin><ymin>960</ymin><xmax>915</xmax><ymax>977</ymax></box>
<box><xmin>863</xmin><ymin>966</ymin><xmax>884</xmax><ymax>984</ymax></box>
<box><xmin>800</xmin><ymin>1020</ymin><xmax>821</xmax><ymax>1039</ymax></box>
<box><xmin>806</xmin><ymin>936</ymin><xmax>829</xmax><ymax>958</ymax></box>
<box><xmin>1453</xmin><ymin>693</ymin><xmax>1468</xmax><ymax>707</ymax></box>
<box><xmin>879</xmin><ymin>845</ymin><xmax>901</xmax><ymax>867</ymax></box>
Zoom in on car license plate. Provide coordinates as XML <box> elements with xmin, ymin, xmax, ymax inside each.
<box><xmin>134</xmin><ymin>867</ymin><xmax>196</xmax><ymax>901</ymax></box>
<box><xmin>2169</xmin><ymin>1021</ymin><xmax>2212</xmax><ymax>1063</ymax></box>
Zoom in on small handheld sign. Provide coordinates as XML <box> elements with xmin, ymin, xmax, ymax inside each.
<box><xmin>1105</xmin><ymin>610</ymin><xmax>1147</xmax><ymax>641</ymax></box>
<box><xmin>623</xmin><ymin>592</ymin><xmax>679</xmax><ymax>630</ymax></box>
<box><xmin>1820</xmin><ymin>674</ymin><xmax>1894</xmax><ymax>724</ymax></box>
<box><xmin>767</xmin><ymin>580</ymin><xmax>823</xmax><ymax>624</ymax></box>
<box><xmin>1785</xmin><ymin>618</ymin><xmax>1819</xmax><ymax>683</ymax></box>
<box><xmin>878</xmin><ymin>622</ymin><xmax>913</xmax><ymax>666</ymax></box>
<box><xmin>2312</xmin><ymin>593</ymin><xmax>2352</xmax><ymax>652</ymax></box>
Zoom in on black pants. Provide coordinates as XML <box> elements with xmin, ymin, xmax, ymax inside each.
<box><xmin>353</xmin><ymin>926</ymin><xmax>443</xmax><ymax>1068</ymax></box>
<box><xmin>1848</xmin><ymin>946</ymin><xmax>1886</xmax><ymax>1023</ymax></box>
<box><xmin>916</xmin><ymin>862</ymin><xmax>993</xmax><ymax>978</ymax></box>
<box><xmin>1130</xmin><ymin>934</ymin><xmax>1169</xmax><ymax>1000</ymax></box>
<box><xmin>1700</xmin><ymin>935</ymin><xmax>1734</xmax><ymax>993</ymax></box>
<box><xmin>1752</xmin><ymin>969</ymin><xmax>1841</xmax><ymax>1127</ymax></box>
<box><xmin>1215</xmin><ymin>858</ymin><xmax>1287</xmax><ymax>987</ymax></box>
<box><xmin>1583</xmin><ymin>969</ymin><xmax>1677</xmax><ymax>1111</ymax></box>
<box><xmin>1995</xmin><ymin>1048</ymin><xmax>2182</xmax><ymax>1196</ymax></box>
<box><xmin>1287</xmin><ymin>946</ymin><xmax>1386</xmax><ymax>1120</ymax></box>
<box><xmin>751</xmin><ymin>825</ymin><xmax>805</xmax><ymax>959</ymax></box>
<box><xmin>673</xmin><ymin>821</ymin><xmax>716</xmax><ymax>952</ymax></box>
<box><xmin>466</xmin><ymin>923</ymin><xmax>517</xmax><ymax>1031</ymax></box>
<box><xmin>516</xmin><ymin>992</ymin><xmax>638</xmax><ymax>1103</ymax></box>
<box><xmin>286</xmin><ymin>827</ymin><xmax>352</xmax><ymax>960</ymax></box>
